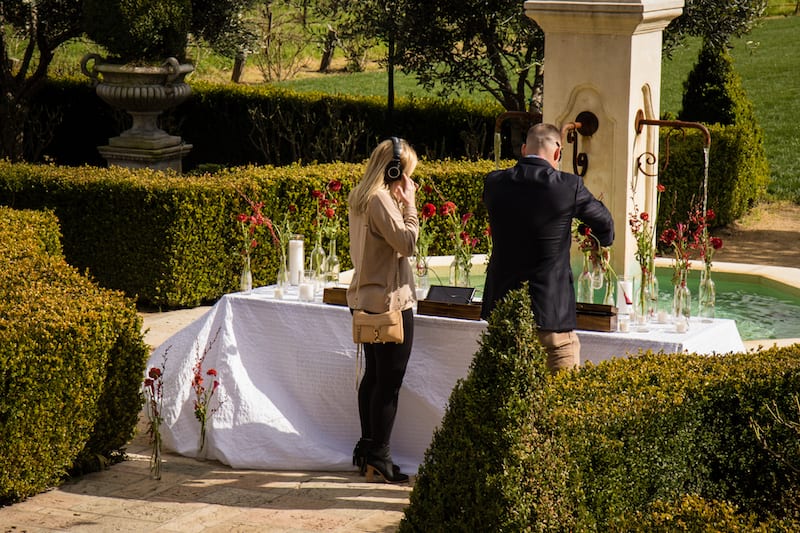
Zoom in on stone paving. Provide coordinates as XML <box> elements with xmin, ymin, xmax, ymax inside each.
<box><xmin>0</xmin><ymin>307</ymin><xmax>412</xmax><ymax>533</ymax></box>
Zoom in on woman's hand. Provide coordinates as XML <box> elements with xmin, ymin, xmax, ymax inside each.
<box><xmin>391</xmin><ymin>173</ymin><xmax>416</xmax><ymax>207</ymax></box>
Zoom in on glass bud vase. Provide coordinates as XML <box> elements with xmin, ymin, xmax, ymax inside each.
<box><xmin>324</xmin><ymin>238</ymin><xmax>340</xmax><ymax>286</ymax></box>
<box><xmin>576</xmin><ymin>252</ymin><xmax>594</xmax><ymax>303</ymax></box>
<box><xmin>449</xmin><ymin>254</ymin><xmax>470</xmax><ymax>287</ymax></box>
<box><xmin>310</xmin><ymin>236</ymin><xmax>327</xmax><ymax>282</ymax></box>
<box><xmin>645</xmin><ymin>271</ymin><xmax>659</xmax><ymax>321</ymax></box>
<box><xmin>601</xmin><ymin>271</ymin><xmax>615</xmax><ymax>306</ymax></box>
<box><xmin>698</xmin><ymin>266</ymin><xmax>716</xmax><ymax>321</ymax></box>
<box><xmin>240</xmin><ymin>255</ymin><xmax>253</xmax><ymax>293</ymax></box>
<box><xmin>672</xmin><ymin>269</ymin><xmax>692</xmax><ymax>321</ymax></box>
<box><xmin>414</xmin><ymin>256</ymin><xmax>430</xmax><ymax>299</ymax></box>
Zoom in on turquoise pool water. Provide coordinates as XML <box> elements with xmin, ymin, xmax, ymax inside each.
<box><xmin>425</xmin><ymin>264</ymin><xmax>800</xmax><ymax>341</ymax></box>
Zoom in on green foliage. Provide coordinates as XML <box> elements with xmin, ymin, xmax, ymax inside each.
<box><xmin>680</xmin><ymin>43</ymin><xmax>758</xmax><ymax>126</ymax></box>
<box><xmin>400</xmin><ymin>286</ymin><xmax>578</xmax><ymax>532</ymax></box>
<box><xmin>550</xmin><ymin>346</ymin><xmax>800</xmax><ymax>529</ymax></box>
<box><xmin>663</xmin><ymin>0</ymin><xmax>767</xmax><ymax>57</ymax></box>
<box><xmin>397</xmin><ymin>0</ymin><xmax>545</xmax><ymax>111</ymax></box>
<box><xmin>80</xmin><ymin>0</ymin><xmax>254</xmax><ymax>63</ymax></box>
<box><xmin>657</xmin><ymin>123</ymin><xmax>769</xmax><ymax>233</ymax></box>
<box><xmin>31</xmin><ymin>79</ymin><xmax>502</xmax><ymax>168</ymax></box>
<box><xmin>0</xmin><ymin>207</ymin><xmax>149</xmax><ymax>504</ymax></box>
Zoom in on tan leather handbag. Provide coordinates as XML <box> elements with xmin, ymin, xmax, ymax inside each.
<box><xmin>352</xmin><ymin>309</ymin><xmax>404</xmax><ymax>344</ymax></box>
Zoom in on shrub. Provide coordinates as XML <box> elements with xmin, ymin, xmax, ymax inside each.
<box><xmin>400</xmin><ymin>286</ymin><xmax>579</xmax><ymax>531</ymax></box>
<box><xmin>0</xmin><ymin>207</ymin><xmax>149</xmax><ymax>503</ymax></box>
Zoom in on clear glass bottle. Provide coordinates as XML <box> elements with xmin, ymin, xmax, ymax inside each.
<box><xmin>698</xmin><ymin>265</ymin><xmax>716</xmax><ymax>321</ymax></box>
<box><xmin>576</xmin><ymin>252</ymin><xmax>594</xmax><ymax>303</ymax></box>
<box><xmin>324</xmin><ymin>238</ymin><xmax>340</xmax><ymax>286</ymax></box>
<box><xmin>240</xmin><ymin>255</ymin><xmax>253</xmax><ymax>293</ymax></box>
<box><xmin>672</xmin><ymin>268</ymin><xmax>692</xmax><ymax>321</ymax></box>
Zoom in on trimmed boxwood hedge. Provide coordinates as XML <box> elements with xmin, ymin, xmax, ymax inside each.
<box><xmin>0</xmin><ymin>159</ymin><xmax>501</xmax><ymax>307</ymax></box>
<box><xmin>0</xmin><ymin>207</ymin><xmax>150</xmax><ymax>504</ymax></box>
<box><xmin>401</xmin><ymin>287</ymin><xmax>800</xmax><ymax>531</ymax></box>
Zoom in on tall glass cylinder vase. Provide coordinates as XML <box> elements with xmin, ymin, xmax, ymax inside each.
<box><xmin>698</xmin><ymin>266</ymin><xmax>716</xmax><ymax>321</ymax></box>
<box><xmin>324</xmin><ymin>238</ymin><xmax>340</xmax><ymax>286</ymax></box>
<box><xmin>576</xmin><ymin>252</ymin><xmax>593</xmax><ymax>303</ymax></box>
<box><xmin>672</xmin><ymin>268</ymin><xmax>692</xmax><ymax>322</ymax></box>
<box><xmin>645</xmin><ymin>271</ymin><xmax>659</xmax><ymax>320</ymax></box>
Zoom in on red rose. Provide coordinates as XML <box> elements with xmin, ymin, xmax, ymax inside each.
<box><xmin>706</xmin><ymin>209</ymin><xmax>716</xmax><ymax>222</ymax></box>
<box><xmin>236</xmin><ymin>213</ymin><xmax>248</xmax><ymax>223</ymax></box>
<box><xmin>327</xmin><ymin>180</ymin><xmax>342</xmax><ymax>192</ymax></box>
<box><xmin>325</xmin><ymin>207</ymin><xmax>335</xmax><ymax>219</ymax></box>
<box><xmin>441</xmin><ymin>201</ymin><xmax>457</xmax><ymax>216</ymax></box>
<box><xmin>640</xmin><ymin>212</ymin><xmax>649</xmax><ymax>221</ymax></box>
<box><xmin>657</xmin><ymin>184</ymin><xmax>666</xmax><ymax>193</ymax></box>
<box><xmin>207</xmin><ymin>368</ymin><xmax>217</xmax><ymax>377</ymax></box>
<box><xmin>421</xmin><ymin>203</ymin><xmax>436</xmax><ymax>220</ymax></box>
<box><xmin>711</xmin><ymin>237</ymin><xmax>723</xmax><ymax>250</ymax></box>
<box><xmin>148</xmin><ymin>367</ymin><xmax>162</xmax><ymax>379</ymax></box>
<box><xmin>311</xmin><ymin>189</ymin><xmax>324</xmax><ymax>199</ymax></box>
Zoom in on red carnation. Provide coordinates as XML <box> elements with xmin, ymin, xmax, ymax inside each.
<box><xmin>441</xmin><ymin>201</ymin><xmax>457</xmax><ymax>217</ymax></box>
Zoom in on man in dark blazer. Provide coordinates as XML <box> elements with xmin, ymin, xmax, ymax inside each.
<box><xmin>481</xmin><ymin>123</ymin><xmax>614</xmax><ymax>373</ymax></box>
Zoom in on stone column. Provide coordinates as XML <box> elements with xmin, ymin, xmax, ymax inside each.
<box><xmin>524</xmin><ymin>0</ymin><xmax>683</xmax><ymax>278</ymax></box>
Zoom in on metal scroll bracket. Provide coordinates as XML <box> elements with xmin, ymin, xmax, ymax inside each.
<box><xmin>562</xmin><ymin>111</ymin><xmax>599</xmax><ymax>177</ymax></box>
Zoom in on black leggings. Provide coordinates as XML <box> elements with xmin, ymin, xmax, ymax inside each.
<box><xmin>357</xmin><ymin>308</ymin><xmax>414</xmax><ymax>447</ymax></box>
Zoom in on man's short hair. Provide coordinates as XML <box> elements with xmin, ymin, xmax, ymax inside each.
<box><xmin>526</xmin><ymin>123</ymin><xmax>561</xmax><ymax>152</ymax></box>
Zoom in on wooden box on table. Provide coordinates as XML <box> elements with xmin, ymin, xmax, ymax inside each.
<box><xmin>576</xmin><ymin>302</ymin><xmax>618</xmax><ymax>332</ymax></box>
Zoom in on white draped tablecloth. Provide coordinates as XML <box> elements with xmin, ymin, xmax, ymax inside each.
<box><xmin>148</xmin><ymin>286</ymin><xmax>745</xmax><ymax>473</ymax></box>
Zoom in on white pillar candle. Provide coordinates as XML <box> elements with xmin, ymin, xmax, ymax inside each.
<box><xmin>298</xmin><ymin>282</ymin><xmax>314</xmax><ymax>302</ymax></box>
<box><xmin>675</xmin><ymin>318</ymin><xmax>688</xmax><ymax>333</ymax></box>
<box><xmin>657</xmin><ymin>310</ymin><xmax>669</xmax><ymax>324</ymax></box>
<box><xmin>273</xmin><ymin>286</ymin><xmax>284</xmax><ymax>300</ymax></box>
<box><xmin>618</xmin><ymin>319</ymin><xmax>630</xmax><ymax>333</ymax></box>
<box><xmin>288</xmin><ymin>237</ymin><xmax>304</xmax><ymax>285</ymax></box>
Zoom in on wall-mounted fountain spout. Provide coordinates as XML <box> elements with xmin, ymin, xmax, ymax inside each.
<box><xmin>493</xmin><ymin>110</ymin><xmax>543</xmax><ymax>169</ymax></box>
<box><xmin>561</xmin><ymin>110</ymin><xmax>599</xmax><ymax>177</ymax></box>
<box><xmin>634</xmin><ymin>109</ymin><xmax>711</xmax><ymax>148</ymax></box>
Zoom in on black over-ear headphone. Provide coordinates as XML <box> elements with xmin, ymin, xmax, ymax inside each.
<box><xmin>384</xmin><ymin>137</ymin><xmax>404</xmax><ymax>183</ymax></box>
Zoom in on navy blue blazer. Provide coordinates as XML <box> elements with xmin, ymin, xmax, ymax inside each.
<box><xmin>481</xmin><ymin>156</ymin><xmax>614</xmax><ymax>330</ymax></box>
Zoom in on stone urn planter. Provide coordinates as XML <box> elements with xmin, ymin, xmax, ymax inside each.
<box><xmin>81</xmin><ymin>54</ymin><xmax>194</xmax><ymax>171</ymax></box>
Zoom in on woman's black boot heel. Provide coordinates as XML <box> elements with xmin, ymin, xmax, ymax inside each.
<box><xmin>352</xmin><ymin>438</ymin><xmax>370</xmax><ymax>475</ymax></box>
<box><xmin>365</xmin><ymin>445</ymin><xmax>408</xmax><ymax>484</ymax></box>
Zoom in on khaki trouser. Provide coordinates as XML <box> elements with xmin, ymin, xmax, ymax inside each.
<box><xmin>537</xmin><ymin>330</ymin><xmax>580</xmax><ymax>374</ymax></box>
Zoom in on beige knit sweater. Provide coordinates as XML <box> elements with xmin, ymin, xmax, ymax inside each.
<box><xmin>346</xmin><ymin>188</ymin><xmax>419</xmax><ymax>313</ymax></box>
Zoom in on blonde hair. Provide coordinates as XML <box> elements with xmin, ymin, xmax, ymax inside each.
<box><xmin>349</xmin><ymin>138</ymin><xmax>418</xmax><ymax>215</ymax></box>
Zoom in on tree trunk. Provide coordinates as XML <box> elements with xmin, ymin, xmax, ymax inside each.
<box><xmin>231</xmin><ymin>51</ymin><xmax>247</xmax><ymax>83</ymax></box>
<box><xmin>386</xmin><ymin>37</ymin><xmax>395</xmax><ymax>128</ymax></box>
<box><xmin>318</xmin><ymin>28</ymin><xmax>337</xmax><ymax>73</ymax></box>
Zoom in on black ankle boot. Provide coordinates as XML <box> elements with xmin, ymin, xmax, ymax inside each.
<box><xmin>365</xmin><ymin>444</ymin><xmax>408</xmax><ymax>484</ymax></box>
<box><xmin>352</xmin><ymin>438</ymin><xmax>371</xmax><ymax>475</ymax></box>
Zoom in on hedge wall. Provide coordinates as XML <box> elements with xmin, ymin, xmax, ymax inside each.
<box><xmin>0</xmin><ymin>207</ymin><xmax>150</xmax><ymax>504</ymax></box>
<box><xmin>31</xmin><ymin>78</ymin><xmax>504</xmax><ymax>171</ymax></box>
<box><xmin>0</xmin><ymin>159</ymin><xmax>500</xmax><ymax>308</ymax></box>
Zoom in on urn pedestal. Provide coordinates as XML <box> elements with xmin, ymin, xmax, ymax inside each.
<box><xmin>81</xmin><ymin>55</ymin><xmax>194</xmax><ymax>171</ymax></box>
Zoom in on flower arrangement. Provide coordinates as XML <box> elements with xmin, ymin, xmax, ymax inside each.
<box><xmin>416</xmin><ymin>201</ymin><xmax>437</xmax><ymax>274</ymax></box>
<box><xmin>191</xmin><ymin>330</ymin><xmax>223</xmax><ymax>454</ymax></box>
<box><xmin>660</xmin><ymin>222</ymin><xmax>693</xmax><ymax>284</ymax></box>
<box><xmin>629</xmin><ymin>183</ymin><xmax>665</xmax><ymax>279</ymax></box>
<box><xmin>572</xmin><ymin>220</ymin><xmax>617</xmax><ymax>305</ymax></box>
<box><xmin>440</xmin><ymin>201</ymin><xmax>480</xmax><ymax>286</ymax></box>
<box><xmin>313</xmin><ymin>180</ymin><xmax>343</xmax><ymax>242</ymax></box>
<box><xmin>689</xmin><ymin>206</ymin><xmax>724</xmax><ymax>271</ymax></box>
<box><xmin>142</xmin><ymin>349</ymin><xmax>168</xmax><ymax>480</ymax></box>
